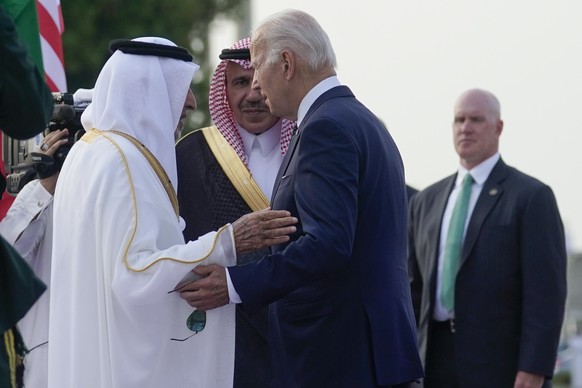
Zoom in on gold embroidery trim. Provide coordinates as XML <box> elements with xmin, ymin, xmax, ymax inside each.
<box><xmin>84</xmin><ymin>129</ymin><xmax>179</xmax><ymax>217</ymax></box>
<box><xmin>4</xmin><ymin>329</ymin><xmax>16</xmax><ymax>387</ymax></box>
<box><xmin>198</xmin><ymin>126</ymin><xmax>269</xmax><ymax>211</ymax></box>
<box><xmin>84</xmin><ymin>129</ymin><xmax>227</xmax><ymax>272</ymax></box>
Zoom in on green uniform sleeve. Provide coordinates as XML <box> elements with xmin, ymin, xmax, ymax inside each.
<box><xmin>0</xmin><ymin>5</ymin><xmax>53</xmax><ymax>140</ymax></box>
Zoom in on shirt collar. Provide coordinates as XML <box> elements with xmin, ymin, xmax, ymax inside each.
<box><xmin>238</xmin><ymin>119</ymin><xmax>282</xmax><ymax>157</ymax></box>
<box><xmin>297</xmin><ymin>75</ymin><xmax>341</xmax><ymax>126</ymax></box>
<box><xmin>457</xmin><ymin>152</ymin><xmax>500</xmax><ymax>186</ymax></box>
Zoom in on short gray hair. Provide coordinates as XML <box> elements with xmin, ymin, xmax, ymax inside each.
<box><xmin>252</xmin><ymin>9</ymin><xmax>337</xmax><ymax>70</ymax></box>
<box><xmin>458</xmin><ymin>88</ymin><xmax>502</xmax><ymax>119</ymax></box>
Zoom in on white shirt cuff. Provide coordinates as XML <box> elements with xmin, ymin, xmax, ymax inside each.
<box><xmin>0</xmin><ymin>179</ymin><xmax>52</xmax><ymax>243</ymax></box>
<box><xmin>225</xmin><ymin>268</ymin><xmax>241</xmax><ymax>304</ymax></box>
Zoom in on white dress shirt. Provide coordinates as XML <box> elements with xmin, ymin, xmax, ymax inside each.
<box><xmin>296</xmin><ymin>76</ymin><xmax>341</xmax><ymax>126</ymax></box>
<box><xmin>238</xmin><ymin>120</ymin><xmax>283</xmax><ymax>200</ymax></box>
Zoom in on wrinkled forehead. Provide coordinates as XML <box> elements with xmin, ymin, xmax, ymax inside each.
<box><xmin>455</xmin><ymin>103</ymin><xmax>497</xmax><ymax>122</ymax></box>
<box><xmin>249</xmin><ymin>48</ymin><xmax>260</xmax><ymax>68</ymax></box>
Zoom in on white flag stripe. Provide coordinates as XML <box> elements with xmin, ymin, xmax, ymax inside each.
<box><xmin>38</xmin><ymin>0</ymin><xmax>63</xmax><ymax>32</ymax></box>
<box><xmin>40</xmin><ymin>35</ymin><xmax>67</xmax><ymax>92</ymax></box>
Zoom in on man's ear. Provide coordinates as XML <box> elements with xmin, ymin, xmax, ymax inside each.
<box><xmin>281</xmin><ymin>50</ymin><xmax>294</xmax><ymax>80</ymax></box>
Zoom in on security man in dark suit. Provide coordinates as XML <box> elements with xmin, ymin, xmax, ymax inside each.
<box><xmin>408</xmin><ymin>88</ymin><xmax>566</xmax><ymax>388</ymax></box>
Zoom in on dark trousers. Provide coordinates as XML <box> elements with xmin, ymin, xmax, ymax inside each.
<box><xmin>388</xmin><ymin>382</ymin><xmax>421</xmax><ymax>388</ymax></box>
<box><xmin>424</xmin><ymin>320</ymin><xmax>459</xmax><ymax>388</ymax></box>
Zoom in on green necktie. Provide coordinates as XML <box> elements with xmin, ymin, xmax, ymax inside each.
<box><xmin>441</xmin><ymin>173</ymin><xmax>474</xmax><ymax>312</ymax></box>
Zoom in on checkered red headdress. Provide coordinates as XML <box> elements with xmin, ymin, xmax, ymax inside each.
<box><xmin>208</xmin><ymin>37</ymin><xmax>295</xmax><ymax>165</ymax></box>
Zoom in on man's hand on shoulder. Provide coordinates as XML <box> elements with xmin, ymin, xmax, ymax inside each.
<box><xmin>233</xmin><ymin>207</ymin><xmax>297</xmax><ymax>254</ymax></box>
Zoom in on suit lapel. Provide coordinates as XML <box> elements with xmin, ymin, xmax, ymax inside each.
<box><xmin>271</xmin><ymin>129</ymin><xmax>301</xmax><ymax>202</ymax></box>
<box><xmin>461</xmin><ymin>159</ymin><xmax>507</xmax><ymax>265</ymax></box>
<box><xmin>270</xmin><ymin>86</ymin><xmax>353</xmax><ymax>202</ymax></box>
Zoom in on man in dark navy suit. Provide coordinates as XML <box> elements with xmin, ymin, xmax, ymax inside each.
<box><xmin>181</xmin><ymin>9</ymin><xmax>423</xmax><ymax>387</ymax></box>
<box><xmin>408</xmin><ymin>88</ymin><xmax>567</xmax><ymax>388</ymax></box>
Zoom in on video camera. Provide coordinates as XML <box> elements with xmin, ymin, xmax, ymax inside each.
<box><xmin>2</xmin><ymin>92</ymin><xmax>89</xmax><ymax>195</ymax></box>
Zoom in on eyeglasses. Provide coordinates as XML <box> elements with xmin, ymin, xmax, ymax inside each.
<box><xmin>168</xmin><ymin>276</ymin><xmax>206</xmax><ymax>342</ymax></box>
<box><xmin>170</xmin><ymin>309</ymin><xmax>206</xmax><ymax>341</ymax></box>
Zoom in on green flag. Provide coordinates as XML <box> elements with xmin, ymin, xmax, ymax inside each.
<box><xmin>0</xmin><ymin>0</ymin><xmax>43</xmax><ymax>74</ymax></box>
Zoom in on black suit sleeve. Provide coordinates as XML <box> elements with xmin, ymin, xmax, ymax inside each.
<box><xmin>518</xmin><ymin>184</ymin><xmax>567</xmax><ymax>377</ymax></box>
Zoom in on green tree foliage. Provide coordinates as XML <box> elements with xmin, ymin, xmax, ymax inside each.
<box><xmin>61</xmin><ymin>0</ymin><xmax>243</xmax><ymax>128</ymax></box>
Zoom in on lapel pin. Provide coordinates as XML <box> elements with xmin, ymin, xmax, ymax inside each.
<box><xmin>489</xmin><ymin>188</ymin><xmax>498</xmax><ymax>196</ymax></box>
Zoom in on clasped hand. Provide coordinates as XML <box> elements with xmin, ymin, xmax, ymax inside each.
<box><xmin>178</xmin><ymin>208</ymin><xmax>297</xmax><ymax>311</ymax></box>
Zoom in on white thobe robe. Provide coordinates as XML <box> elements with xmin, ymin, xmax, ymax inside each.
<box><xmin>48</xmin><ymin>132</ymin><xmax>236</xmax><ymax>388</ymax></box>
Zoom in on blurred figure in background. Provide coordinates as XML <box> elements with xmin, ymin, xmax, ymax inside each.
<box><xmin>0</xmin><ymin>128</ymin><xmax>67</xmax><ymax>388</ymax></box>
<box><xmin>0</xmin><ymin>87</ymin><xmax>91</xmax><ymax>388</ymax></box>
<box><xmin>0</xmin><ymin>5</ymin><xmax>51</xmax><ymax>388</ymax></box>
<box><xmin>407</xmin><ymin>185</ymin><xmax>419</xmax><ymax>203</ymax></box>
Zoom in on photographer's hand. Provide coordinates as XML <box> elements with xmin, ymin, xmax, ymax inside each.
<box><xmin>38</xmin><ymin>128</ymin><xmax>68</xmax><ymax>194</ymax></box>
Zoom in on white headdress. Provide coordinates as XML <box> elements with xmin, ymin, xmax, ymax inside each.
<box><xmin>81</xmin><ymin>36</ymin><xmax>199</xmax><ymax>190</ymax></box>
